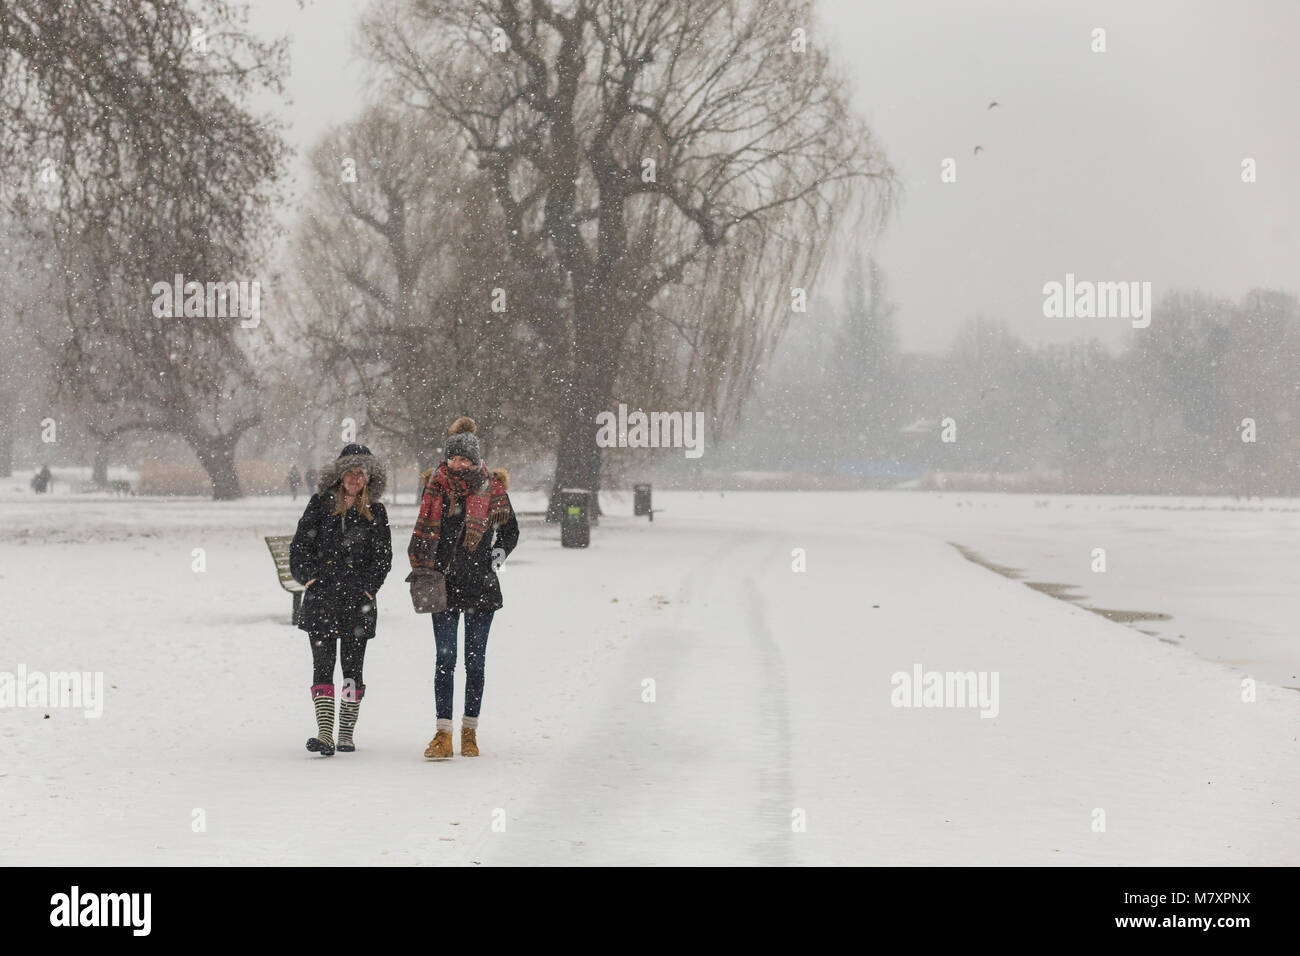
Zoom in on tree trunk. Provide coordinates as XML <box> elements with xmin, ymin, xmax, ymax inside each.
<box><xmin>91</xmin><ymin>439</ymin><xmax>109</xmax><ymax>486</ymax></box>
<box><xmin>546</xmin><ymin>366</ymin><xmax>607</xmax><ymax>522</ymax></box>
<box><xmin>190</xmin><ymin>432</ymin><xmax>243</xmax><ymax>500</ymax></box>
<box><xmin>547</xmin><ymin>411</ymin><xmax>604</xmax><ymax>522</ymax></box>
<box><xmin>0</xmin><ymin>391</ymin><xmax>12</xmax><ymax>477</ymax></box>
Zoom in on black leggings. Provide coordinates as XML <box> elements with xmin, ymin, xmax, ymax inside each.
<box><xmin>310</xmin><ymin>631</ymin><xmax>367</xmax><ymax>689</ymax></box>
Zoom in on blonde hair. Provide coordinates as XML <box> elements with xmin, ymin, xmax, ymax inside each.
<box><xmin>331</xmin><ymin>481</ymin><xmax>373</xmax><ymax>521</ymax></box>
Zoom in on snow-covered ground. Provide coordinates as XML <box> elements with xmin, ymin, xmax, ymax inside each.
<box><xmin>1</xmin><ymin>489</ymin><xmax>1297</xmax><ymax>865</ymax></box>
<box><xmin>863</xmin><ymin>491</ymin><xmax>1300</xmax><ymax>691</ymax></box>
<box><xmin>1</xmin><ymin>466</ymin><xmax>139</xmax><ymax>499</ymax></box>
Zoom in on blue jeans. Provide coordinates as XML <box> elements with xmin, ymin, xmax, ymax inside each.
<box><xmin>431</xmin><ymin>609</ymin><xmax>495</xmax><ymax>720</ymax></box>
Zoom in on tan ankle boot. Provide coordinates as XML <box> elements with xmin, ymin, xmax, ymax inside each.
<box><xmin>460</xmin><ymin>726</ymin><xmax>478</xmax><ymax>757</ymax></box>
<box><xmin>424</xmin><ymin>730</ymin><xmax>453</xmax><ymax>759</ymax></box>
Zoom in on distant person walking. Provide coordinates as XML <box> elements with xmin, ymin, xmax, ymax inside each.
<box><xmin>408</xmin><ymin>417</ymin><xmax>518</xmax><ymax>759</ymax></box>
<box><xmin>286</xmin><ymin>464</ymin><xmax>302</xmax><ymax>501</ymax></box>
<box><xmin>31</xmin><ymin>464</ymin><xmax>52</xmax><ymax>494</ymax></box>
<box><xmin>290</xmin><ymin>444</ymin><xmax>393</xmax><ymax>756</ymax></box>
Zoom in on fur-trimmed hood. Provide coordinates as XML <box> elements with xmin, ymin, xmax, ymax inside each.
<box><xmin>317</xmin><ymin>448</ymin><xmax>388</xmax><ymax>499</ymax></box>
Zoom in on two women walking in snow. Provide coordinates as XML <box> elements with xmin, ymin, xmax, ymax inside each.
<box><xmin>290</xmin><ymin>444</ymin><xmax>393</xmax><ymax>756</ymax></box>
<box><xmin>289</xmin><ymin>418</ymin><xmax>518</xmax><ymax>760</ymax></box>
<box><xmin>408</xmin><ymin>417</ymin><xmax>519</xmax><ymax>759</ymax></box>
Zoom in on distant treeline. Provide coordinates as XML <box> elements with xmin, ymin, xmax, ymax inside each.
<box><xmin>720</xmin><ymin>271</ymin><xmax>1300</xmax><ymax>496</ymax></box>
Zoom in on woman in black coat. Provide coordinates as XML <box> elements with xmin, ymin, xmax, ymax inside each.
<box><xmin>408</xmin><ymin>417</ymin><xmax>519</xmax><ymax>759</ymax></box>
<box><xmin>290</xmin><ymin>443</ymin><xmax>392</xmax><ymax>756</ymax></box>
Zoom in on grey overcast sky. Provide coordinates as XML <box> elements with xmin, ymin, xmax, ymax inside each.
<box><xmin>250</xmin><ymin>0</ymin><xmax>1300</xmax><ymax>353</ymax></box>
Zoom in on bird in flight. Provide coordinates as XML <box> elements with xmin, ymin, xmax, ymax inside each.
<box><xmin>988</xmin><ymin>100</ymin><xmax>1000</xmax><ymax>109</ymax></box>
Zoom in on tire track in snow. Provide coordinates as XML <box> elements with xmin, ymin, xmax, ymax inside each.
<box><xmin>479</xmin><ymin>527</ymin><xmax>781</xmax><ymax>864</ymax></box>
<box><xmin>742</xmin><ymin>574</ymin><xmax>795</xmax><ymax>866</ymax></box>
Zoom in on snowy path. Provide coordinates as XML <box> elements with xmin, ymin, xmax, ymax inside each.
<box><xmin>1</xmin><ymin>493</ymin><xmax>1297</xmax><ymax>864</ymax></box>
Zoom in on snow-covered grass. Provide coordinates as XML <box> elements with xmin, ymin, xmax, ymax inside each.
<box><xmin>0</xmin><ymin>466</ymin><xmax>140</xmax><ymax>500</ymax></box>
<box><xmin>849</xmin><ymin>490</ymin><xmax>1300</xmax><ymax>690</ymax></box>
<box><xmin>0</xmin><ymin>490</ymin><xmax>1296</xmax><ymax>865</ymax></box>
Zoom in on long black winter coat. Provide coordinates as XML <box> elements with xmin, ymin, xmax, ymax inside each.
<box><xmin>290</xmin><ymin>492</ymin><xmax>393</xmax><ymax>639</ymax></box>
<box><xmin>433</xmin><ymin>497</ymin><xmax>520</xmax><ymax>612</ymax></box>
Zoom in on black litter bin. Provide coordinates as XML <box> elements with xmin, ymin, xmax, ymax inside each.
<box><xmin>634</xmin><ymin>483</ymin><xmax>652</xmax><ymax>518</ymax></box>
<box><xmin>560</xmin><ymin>488</ymin><xmax>591</xmax><ymax>548</ymax></box>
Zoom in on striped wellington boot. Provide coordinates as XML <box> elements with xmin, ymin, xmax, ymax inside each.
<box><xmin>336</xmin><ymin>682</ymin><xmax>365</xmax><ymax>752</ymax></box>
<box><xmin>306</xmin><ymin>684</ymin><xmax>335</xmax><ymax>756</ymax></box>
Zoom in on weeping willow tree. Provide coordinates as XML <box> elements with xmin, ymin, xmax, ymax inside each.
<box><xmin>362</xmin><ymin>0</ymin><xmax>894</xmax><ymax>515</ymax></box>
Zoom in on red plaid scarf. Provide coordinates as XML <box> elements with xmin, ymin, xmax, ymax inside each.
<box><xmin>409</xmin><ymin>463</ymin><xmax>511</xmax><ymax>568</ymax></box>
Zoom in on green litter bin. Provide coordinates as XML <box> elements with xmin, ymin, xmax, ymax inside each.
<box><xmin>560</xmin><ymin>488</ymin><xmax>591</xmax><ymax>548</ymax></box>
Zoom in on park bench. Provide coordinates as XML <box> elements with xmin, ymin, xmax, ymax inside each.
<box><xmin>264</xmin><ymin>535</ymin><xmax>305</xmax><ymax>625</ymax></box>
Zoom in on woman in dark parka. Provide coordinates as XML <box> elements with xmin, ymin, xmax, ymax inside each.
<box><xmin>290</xmin><ymin>444</ymin><xmax>392</xmax><ymax>756</ymax></box>
<box><xmin>408</xmin><ymin>417</ymin><xmax>519</xmax><ymax>759</ymax></box>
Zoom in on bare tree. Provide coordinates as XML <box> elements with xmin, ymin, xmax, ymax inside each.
<box><xmin>830</xmin><ymin>253</ymin><xmax>900</xmax><ymax>462</ymax></box>
<box><xmin>0</xmin><ymin>0</ymin><xmax>288</xmax><ymax>498</ymax></box>
<box><xmin>0</xmin><ymin>215</ymin><xmax>56</xmax><ymax>478</ymax></box>
<box><xmin>287</xmin><ymin>106</ymin><xmax>563</xmax><ymax>472</ymax></box>
<box><xmin>362</xmin><ymin>0</ymin><xmax>894</xmax><ymax>515</ymax></box>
